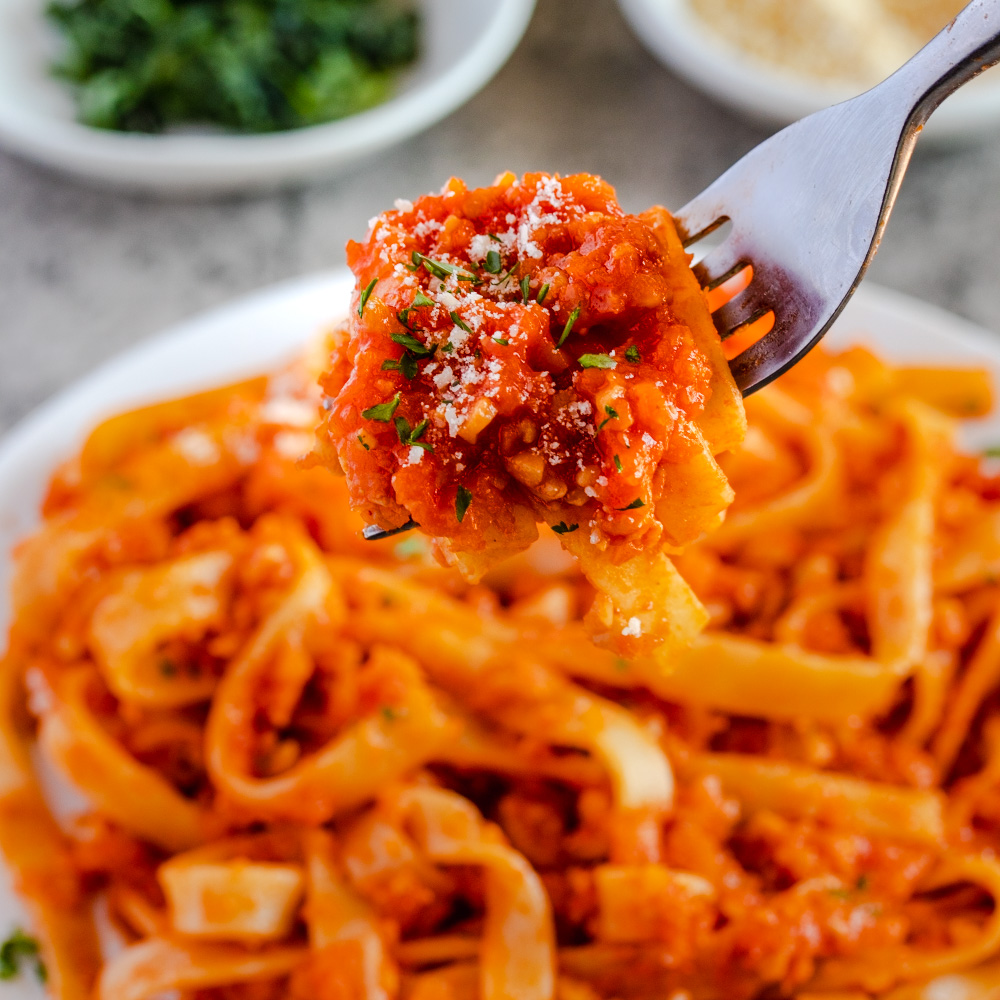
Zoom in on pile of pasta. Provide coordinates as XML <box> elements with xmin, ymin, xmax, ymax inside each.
<box><xmin>4</xmin><ymin>338</ymin><xmax>1000</xmax><ymax>1000</ymax></box>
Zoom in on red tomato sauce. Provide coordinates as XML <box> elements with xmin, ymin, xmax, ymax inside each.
<box><xmin>318</xmin><ymin>172</ymin><xmax>719</xmax><ymax>558</ymax></box>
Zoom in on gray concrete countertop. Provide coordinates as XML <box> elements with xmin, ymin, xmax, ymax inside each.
<box><xmin>2</xmin><ymin>0</ymin><xmax>999</xmax><ymax>434</ymax></box>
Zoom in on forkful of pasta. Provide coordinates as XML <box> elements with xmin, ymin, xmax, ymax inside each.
<box><xmin>315</xmin><ymin>0</ymin><xmax>1000</xmax><ymax>655</ymax></box>
<box><xmin>681</xmin><ymin>0</ymin><xmax>1000</xmax><ymax>395</ymax></box>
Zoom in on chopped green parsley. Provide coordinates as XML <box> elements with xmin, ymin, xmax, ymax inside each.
<box><xmin>455</xmin><ymin>485</ymin><xmax>473</xmax><ymax>523</ymax></box>
<box><xmin>578</xmin><ymin>353</ymin><xmax>616</xmax><ymax>370</ymax></box>
<box><xmin>0</xmin><ymin>929</ymin><xmax>45</xmax><ymax>983</ymax></box>
<box><xmin>598</xmin><ymin>404</ymin><xmax>619</xmax><ymax>431</ymax></box>
<box><xmin>358</xmin><ymin>277</ymin><xmax>377</xmax><ymax>318</ymax></box>
<box><xmin>45</xmin><ymin>0</ymin><xmax>420</xmax><ymax>134</ymax></box>
<box><xmin>362</xmin><ymin>393</ymin><xmax>401</xmax><ymax>422</ymax></box>
<box><xmin>450</xmin><ymin>311</ymin><xmax>473</xmax><ymax>334</ymax></box>
<box><xmin>391</xmin><ymin>331</ymin><xmax>432</xmax><ymax>356</ymax></box>
<box><xmin>551</xmin><ymin>521</ymin><xmax>579</xmax><ymax>534</ymax></box>
<box><xmin>557</xmin><ymin>304</ymin><xmax>582</xmax><ymax>347</ymax></box>
<box><xmin>395</xmin><ymin>416</ymin><xmax>431</xmax><ymax>450</ymax></box>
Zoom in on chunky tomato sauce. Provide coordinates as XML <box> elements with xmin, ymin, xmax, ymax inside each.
<box><xmin>318</xmin><ymin>172</ymin><xmax>732</xmax><ymax>567</ymax></box>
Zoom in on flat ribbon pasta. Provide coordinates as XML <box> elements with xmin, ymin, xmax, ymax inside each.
<box><xmin>96</xmin><ymin>937</ymin><xmax>305</xmax><ymax>1000</ymax></box>
<box><xmin>38</xmin><ymin>665</ymin><xmax>205</xmax><ymax>852</ymax></box>
<box><xmin>386</xmin><ymin>785</ymin><xmax>556</xmax><ymax>1000</ymax></box>
<box><xmin>206</xmin><ymin>531</ymin><xmax>456</xmax><ymax>823</ymax></box>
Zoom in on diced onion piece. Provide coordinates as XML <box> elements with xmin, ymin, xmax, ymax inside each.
<box><xmin>160</xmin><ymin>861</ymin><xmax>305</xmax><ymax>941</ymax></box>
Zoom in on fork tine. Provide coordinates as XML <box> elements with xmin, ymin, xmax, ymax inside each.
<box><xmin>673</xmin><ymin>193</ymin><xmax>729</xmax><ymax>246</ymax></box>
<box><xmin>710</xmin><ymin>268</ymin><xmax>780</xmax><ymax>335</ymax></box>
<box><xmin>713</xmin><ymin>297</ymin><xmax>771</xmax><ymax>341</ymax></box>
<box><xmin>363</xmin><ymin>519</ymin><xmax>418</xmax><ymax>541</ymax></box>
<box><xmin>694</xmin><ymin>239</ymin><xmax>750</xmax><ymax>289</ymax></box>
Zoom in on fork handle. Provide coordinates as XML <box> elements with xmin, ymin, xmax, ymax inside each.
<box><xmin>890</xmin><ymin>0</ymin><xmax>1000</xmax><ymax>126</ymax></box>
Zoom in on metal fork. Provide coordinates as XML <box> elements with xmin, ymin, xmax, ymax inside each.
<box><xmin>682</xmin><ymin>0</ymin><xmax>1000</xmax><ymax>396</ymax></box>
<box><xmin>363</xmin><ymin>0</ymin><xmax>1000</xmax><ymax>541</ymax></box>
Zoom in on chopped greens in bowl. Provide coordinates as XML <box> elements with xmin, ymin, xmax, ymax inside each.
<box><xmin>46</xmin><ymin>0</ymin><xmax>420</xmax><ymax>133</ymax></box>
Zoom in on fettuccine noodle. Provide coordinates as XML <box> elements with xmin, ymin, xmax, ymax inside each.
<box><xmin>4</xmin><ymin>338</ymin><xmax>1000</xmax><ymax>999</ymax></box>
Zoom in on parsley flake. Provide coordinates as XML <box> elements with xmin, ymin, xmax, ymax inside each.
<box><xmin>0</xmin><ymin>929</ymin><xmax>45</xmax><ymax>983</ymax></box>
<box><xmin>411</xmin><ymin>251</ymin><xmax>477</xmax><ymax>283</ymax></box>
<box><xmin>557</xmin><ymin>304</ymin><xmax>582</xmax><ymax>347</ymax></box>
<box><xmin>395</xmin><ymin>416</ymin><xmax>432</xmax><ymax>451</ymax></box>
<box><xmin>450</xmin><ymin>311</ymin><xmax>473</xmax><ymax>334</ymax></box>
<box><xmin>520</xmin><ymin>274</ymin><xmax>531</xmax><ymax>304</ymax></box>
<box><xmin>357</xmin><ymin>433</ymin><xmax>371</xmax><ymax>451</ymax></box>
<box><xmin>616</xmin><ymin>497</ymin><xmax>645</xmax><ymax>511</ymax></box>
<box><xmin>392</xmin><ymin>331</ymin><xmax>432</xmax><ymax>356</ymax></box>
<box><xmin>381</xmin><ymin>705</ymin><xmax>397</xmax><ymax>722</ymax></box>
<box><xmin>579</xmin><ymin>354</ymin><xmax>617</xmax><ymax>369</ymax></box>
<box><xmin>598</xmin><ymin>404</ymin><xmax>619</xmax><ymax>431</ymax></box>
<box><xmin>625</xmin><ymin>345</ymin><xmax>641</xmax><ymax>364</ymax></box>
<box><xmin>493</xmin><ymin>337</ymin><xmax>510</xmax><ymax>346</ymax></box>
<box><xmin>614</xmin><ymin>454</ymin><xmax>623</xmax><ymax>473</ymax></box>
<box><xmin>614</xmin><ymin>657</ymin><xmax>630</xmax><ymax>672</ymax></box>
<box><xmin>536</xmin><ymin>283</ymin><xmax>550</xmax><ymax>305</ymax></box>
<box><xmin>362</xmin><ymin>393</ymin><xmax>401</xmax><ymax>422</ymax></box>
<box><xmin>412</xmin><ymin>291</ymin><xmax>435</xmax><ymax>309</ymax></box>
<box><xmin>382</xmin><ymin>354</ymin><xmax>419</xmax><ymax>379</ymax></box>
<box><xmin>488</xmin><ymin>233</ymin><xmax>503</xmax><ymax>243</ymax></box>
<box><xmin>985</xmin><ymin>445</ymin><xmax>1000</xmax><ymax>457</ymax></box>
<box><xmin>357</xmin><ymin>277</ymin><xmax>377</xmax><ymax>318</ymax></box>
<box><xmin>484</xmin><ymin>250</ymin><xmax>503</xmax><ymax>274</ymax></box>
<box><xmin>455</xmin><ymin>485</ymin><xmax>473</xmax><ymax>523</ymax></box>
<box><xmin>551</xmin><ymin>521</ymin><xmax>578</xmax><ymax>534</ymax></box>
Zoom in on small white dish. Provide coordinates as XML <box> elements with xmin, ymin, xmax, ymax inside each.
<box><xmin>617</xmin><ymin>0</ymin><xmax>1000</xmax><ymax>142</ymax></box>
<box><xmin>0</xmin><ymin>0</ymin><xmax>536</xmax><ymax>194</ymax></box>
<box><xmin>0</xmin><ymin>270</ymin><xmax>999</xmax><ymax>961</ymax></box>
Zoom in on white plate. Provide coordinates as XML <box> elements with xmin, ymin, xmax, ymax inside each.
<box><xmin>0</xmin><ymin>272</ymin><xmax>999</xmax><ymax>984</ymax></box>
<box><xmin>617</xmin><ymin>0</ymin><xmax>1000</xmax><ymax>142</ymax></box>
<box><xmin>0</xmin><ymin>0</ymin><xmax>536</xmax><ymax>193</ymax></box>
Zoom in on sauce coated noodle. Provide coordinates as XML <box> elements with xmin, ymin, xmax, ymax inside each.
<box><xmin>2</xmin><ymin>339</ymin><xmax>1000</xmax><ymax>1000</ymax></box>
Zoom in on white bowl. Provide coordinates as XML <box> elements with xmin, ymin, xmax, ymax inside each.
<box><xmin>0</xmin><ymin>0</ymin><xmax>536</xmax><ymax>194</ymax></box>
<box><xmin>617</xmin><ymin>0</ymin><xmax>1000</xmax><ymax>142</ymax></box>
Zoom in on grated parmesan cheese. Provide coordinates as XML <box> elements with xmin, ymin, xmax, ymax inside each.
<box><xmin>621</xmin><ymin>616</ymin><xmax>643</xmax><ymax>637</ymax></box>
<box><xmin>173</xmin><ymin>428</ymin><xmax>219</xmax><ymax>466</ymax></box>
<box><xmin>433</xmin><ymin>365</ymin><xmax>455</xmax><ymax>390</ymax></box>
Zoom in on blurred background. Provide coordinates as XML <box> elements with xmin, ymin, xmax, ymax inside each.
<box><xmin>2</xmin><ymin>0</ymin><xmax>1000</xmax><ymax>435</ymax></box>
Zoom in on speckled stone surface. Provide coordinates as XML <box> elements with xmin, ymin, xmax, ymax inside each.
<box><xmin>2</xmin><ymin>0</ymin><xmax>1000</xmax><ymax>434</ymax></box>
